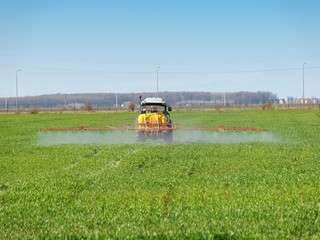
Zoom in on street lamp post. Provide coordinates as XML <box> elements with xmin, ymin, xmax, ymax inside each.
<box><xmin>157</xmin><ymin>66</ymin><xmax>160</xmax><ymax>97</ymax></box>
<box><xmin>302</xmin><ymin>62</ymin><xmax>306</xmax><ymax>104</ymax></box>
<box><xmin>16</xmin><ymin>69</ymin><xmax>21</xmax><ymax>111</ymax></box>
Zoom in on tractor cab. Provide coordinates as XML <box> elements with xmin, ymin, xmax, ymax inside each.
<box><xmin>139</xmin><ymin>97</ymin><xmax>172</xmax><ymax>123</ymax></box>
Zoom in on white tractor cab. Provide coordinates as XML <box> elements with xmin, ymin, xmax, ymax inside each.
<box><xmin>140</xmin><ymin>97</ymin><xmax>172</xmax><ymax>120</ymax></box>
<box><xmin>136</xmin><ymin>97</ymin><xmax>173</xmax><ymax>143</ymax></box>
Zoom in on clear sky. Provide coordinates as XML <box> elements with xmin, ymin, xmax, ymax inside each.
<box><xmin>1</xmin><ymin>0</ymin><xmax>320</xmax><ymax>98</ymax></box>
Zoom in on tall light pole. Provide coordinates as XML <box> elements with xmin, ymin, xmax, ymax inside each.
<box><xmin>302</xmin><ymin>62</ymin><xmax>306</xmax><ymax>104</ymax></box>
<box><xmin>16</xmin><ymin>69</ymin><xmax>21</xmax><ymax>111</ymax></box>
<box><xmin>157</xmin><ymin>66</ymin><xmax>160</xmax><ymax>97</ymax></box>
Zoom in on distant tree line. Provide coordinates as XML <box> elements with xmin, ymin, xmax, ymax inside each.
<box><xmin>0</xmin><ymin>91</ymin><xmax>278</xmax><ymax>110</ymax></box>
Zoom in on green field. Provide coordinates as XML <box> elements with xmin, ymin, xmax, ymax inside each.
<box><xmin>0</xmin><ymin>110</ymin><xmax>319</xmax><ymax>239</ymax></box>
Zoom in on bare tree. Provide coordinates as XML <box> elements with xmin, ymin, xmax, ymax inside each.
<box><xmin>128</xmin><ymin>102</ymin><xmax>135</xmax><ymax>112</ymax></box>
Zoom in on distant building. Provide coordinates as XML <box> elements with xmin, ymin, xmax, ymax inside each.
<box><xmin>298</xmin><ymin>97</ymin><xmax>319</xmax><ymax>104</ymax></box>
<box><xmin>311</xmin><ymin>97</ymin><xmax>319</xmax><ymax>104</ymax></box>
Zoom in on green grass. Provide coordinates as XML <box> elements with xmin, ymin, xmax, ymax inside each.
<box><xmin>0</xmin><ymin>110</ymin><xmax>320</xmax><ymax>239</ymax></box>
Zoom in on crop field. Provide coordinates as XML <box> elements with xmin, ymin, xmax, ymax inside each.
<box><xmin>0</xmin><ymin>109</ymin><xmax>319</xmax><ymax>239</ymax></box>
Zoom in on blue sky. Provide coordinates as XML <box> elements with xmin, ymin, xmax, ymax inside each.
<box><xmin>1</xmin><ymin>0</ymin><xmax>320</xmax><ymax>98</ymax></box>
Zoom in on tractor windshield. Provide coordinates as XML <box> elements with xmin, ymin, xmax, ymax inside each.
<box><xmin>141</xmin><ymin>105</ymin><xmax>166</xmax><ymax>113</ymax></box>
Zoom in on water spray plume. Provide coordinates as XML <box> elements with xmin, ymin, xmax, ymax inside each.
<box><xmin>38</xmin><ymin>130</ymin><xmax>279</xmax><ymax>146</ymax></box>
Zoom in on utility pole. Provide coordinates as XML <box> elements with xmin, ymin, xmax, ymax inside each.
<box><xmin>16</xmin><ymin>69</ymin><xmax>21</xmax><ymax>111</ymax></box>
<box><xmin>157</xmin><ymin>66</ymin><xmax>160</xmax><ymax>97</ymax></box>
<box><xmin>115</xmin><ymin>93</ymin><xmax>118</xmax><ymax>108</ymax></box>
<box><xmin>302</xmin><ymin>62</ymin><xmax>306</xmax><ymax>105</ymax></box>
<box><xmin>5</xmin><ymin>97</ymin><xmax>8</xmax><ymax>112</ymax></box>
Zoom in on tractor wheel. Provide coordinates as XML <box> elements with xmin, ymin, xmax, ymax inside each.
<box><xmin>135</xmin><ymin>131</ymin><xmax>145</xmax><ymax>142</ymax></box>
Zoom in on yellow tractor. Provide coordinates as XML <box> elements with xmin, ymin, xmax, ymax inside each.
<box><xmin>136</xmin><ymin>97</ymin><xmax>173</xmax><ymax>143</ymax></box>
